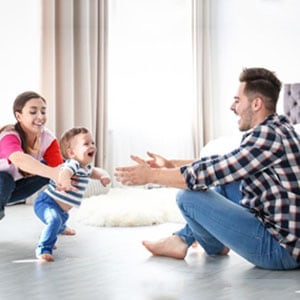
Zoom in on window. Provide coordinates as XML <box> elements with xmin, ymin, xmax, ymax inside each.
<box><xmin>107</xmin><ymin>0</ymin><xmax>194</xmax><ymax>175</ymax></box>
<box><xmin>0</xmin><ymin>0</ymin><xmax>40</xmax><ymax>126</ymax></box>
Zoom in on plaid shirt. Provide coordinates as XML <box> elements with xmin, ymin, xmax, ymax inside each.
<box><xmin>181</xmin><ymin>114</ymin><xmax>300</xmax><ymax>262</ymax></box>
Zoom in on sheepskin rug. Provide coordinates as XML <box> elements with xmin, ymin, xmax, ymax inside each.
<box><xmin>75</xmin><ymin>187</ymin><xmax>185</xmax><ymax>227</ymax></box>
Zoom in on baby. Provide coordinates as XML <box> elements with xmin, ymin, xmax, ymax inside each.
<box><xmin>34</xmin><ymin>127</ymin><xmax>111</xmax><ymax>262</ymax></box>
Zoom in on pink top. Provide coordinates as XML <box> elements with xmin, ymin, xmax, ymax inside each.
<box><xmin>0</xmin><ymin>128</ymin><xmax>58</xmax><ymax>180</ymax></box>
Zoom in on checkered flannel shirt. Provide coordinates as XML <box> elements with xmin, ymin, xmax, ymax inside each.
<box><xmin>181</xmin><ymin>114</ymin><xmax>300</xmax><ymax>262</ymax></box>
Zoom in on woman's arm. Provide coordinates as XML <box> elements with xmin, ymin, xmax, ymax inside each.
<box><xmin>9</xmin><ymin>151</ymin><xmax>59</xmax><ymax>181</ymax></box>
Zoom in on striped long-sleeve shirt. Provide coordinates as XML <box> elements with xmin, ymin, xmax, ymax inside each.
<box><xmin>45</xmin><ymin>159</ymin><xmax>92</xmax><ymax>207</ymax></box>
<box><xmin>180</xmin><ymin>114</ymin><xmax>300</xmax><ymax>262</ymax></box>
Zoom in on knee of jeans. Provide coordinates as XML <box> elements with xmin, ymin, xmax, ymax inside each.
<box><xmin>45</xmin><ymin>212</ymin><xmax>64</xmax><ymax>229</ymax></box>
<box><xmin>176</xmin><ymin>189</ymin><xmax>189</xmax><ymax>209</ymax></box>
<box><xmin>0</xmin><ymin>172</ymin><xmax>15</xmax><ymax>205</ymax></box>
<box><xmin>50</xmin><ymin>217</ymin><xmax>64</xmax><ymax>232</ymax></box>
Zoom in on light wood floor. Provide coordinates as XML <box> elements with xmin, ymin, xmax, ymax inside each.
<box><xmin>1</xmin><ymin>204</ymin><xmax>300</xmax><ymax>300</ymax></box>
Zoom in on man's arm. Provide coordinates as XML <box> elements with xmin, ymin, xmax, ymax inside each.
<box><xmin>115</xmin><ymin>155</ymin><xmax>187</xmax><ymax>189</ymax></box>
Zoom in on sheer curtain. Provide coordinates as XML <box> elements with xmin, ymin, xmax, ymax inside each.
<box><xmin>40</xmin><ymin>0</ymin><xmax>213</xmax><ymax>183</ymax></box>
<box><xmin>40</xmin><ymin>0</ymin><xmax>108</xmax><ymax>167</ymax></box>
<box><xmin>107</xmin><ymin>0</ymin><xmax>213</xmax><ymax>183</ymax></box>
<box><xmin>107</xmin><ymin>0</ymin><xmax>195</xmax><ymax>184</ymax></box>
<box><xmin>192</xmin><ymin>0</ymin><xmax>214</xmax><ymax>156</ymax></box>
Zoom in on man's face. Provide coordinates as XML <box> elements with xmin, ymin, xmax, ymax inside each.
<box><xmin>231</xmin><ymin>82</ymin><xmax>254</xmax><ymax>132</ymax></box>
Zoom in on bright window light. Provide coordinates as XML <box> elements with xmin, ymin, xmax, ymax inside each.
<box><xmin>107</xmin><ymin>0</ymin><xmax>194</xmax><ymax>170</ymax></box>
<box><xmin>0</xmin><ymin>0</ymin><xmax>40</xmax><ymax>126</ymax></box>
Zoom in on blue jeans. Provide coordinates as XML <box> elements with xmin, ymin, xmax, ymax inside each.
<box><xmin>34</xmin><ymin>192</ymin><xmax>69</xmax><ymax>256</ymax></box>
<box><xmin>0</xmin><ymin>171</ymin><xmax>49</xmax><ymax>220</ymax></box>
<box><xmin>175</xmin><ymin>182</ymin><xmax>300</xmax><ymax>270</ymax></box>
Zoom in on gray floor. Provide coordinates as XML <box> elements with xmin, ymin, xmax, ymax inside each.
<box><xmin>1</xmin><ymin>204</ymin><xmax>300</xmax><ymax>300</ymax></box>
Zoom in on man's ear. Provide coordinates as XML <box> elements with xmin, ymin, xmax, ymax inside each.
<box><xmin>252</xmin><ymin>97</ymin><xmax>263</xmax><ymax>111</ymax></box>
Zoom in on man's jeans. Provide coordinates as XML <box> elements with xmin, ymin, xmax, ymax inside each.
<box><xmin>175</xmin><ymin>182</ymin><xmax>300</xmax><ymax>270</ymax></box>
<box><xmin>0</xmin><ymin>171</ymin><xmax>49</xmax><ymax>219</ymax></box>
<box><xmin>34</xmin><ymin>192</ymin><xmax>69</xmax><ymax>256</ymax></box>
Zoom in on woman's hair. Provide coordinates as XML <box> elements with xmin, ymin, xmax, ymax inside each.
<box><xmin>0</xmin><ymin>91</ymin><xmax>46</xmax><ymax>177</ymax></box>
<box><xmin>239</xmin><ymin>67</ymin><xmax>282</xmax><ymax>112</ymax></box>
<box><xmin>0</xmin><ymin>91</ymin><xmax>46</xmax><ymax>153</ymax></box>
<box><xmin>60</xmin><ymin>127</ymin><xmax>90</xmax><ymax>159</ymax></box>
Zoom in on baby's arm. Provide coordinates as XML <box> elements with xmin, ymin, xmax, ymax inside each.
<box><xmin>91</xmin><ymin>168</ymin><xmax>111</xmax><ymax>187</ymax></box>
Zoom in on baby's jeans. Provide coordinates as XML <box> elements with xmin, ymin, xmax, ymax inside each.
<box><xmin>174</xmin><ymin>182</ymin><xmax>300</xmax><ymax>270</ymax></box>
<box><xmin>34</xmin><ymin>192</ymin><xmax>69</xmax><ymax>256</ymax></box>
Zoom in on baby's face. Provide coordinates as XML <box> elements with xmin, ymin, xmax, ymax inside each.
<box><xmin>68</xmin><ymin>132</ymin><xmax>97</xmax><ymax>166</ymax></box>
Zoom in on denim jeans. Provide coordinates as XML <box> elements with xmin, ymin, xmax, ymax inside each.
<box><xmin>0</xmin><ymin>171</ymin><xmax>49</xmax><ymax>219</ymax></box>
<box><xmin>34</xmin><ymin>192</ymin><xmax>69</xmax><ymax>256</ymax></box>
<box><xmin>175</xmin><ymin>182</ymin><xmax>300</xmax><ymax>270</ymax></box>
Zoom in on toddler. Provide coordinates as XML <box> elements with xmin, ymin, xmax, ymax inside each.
<box><xmin>34</xmin><ymin>127</ymin><xmax>111</xmax><ymax>262</ymax></box>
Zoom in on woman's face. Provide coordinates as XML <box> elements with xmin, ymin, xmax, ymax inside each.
<box><xmin>15</xmin><ymin>98</ymin><xmax>47</xmax><ymax>136</ymax></box>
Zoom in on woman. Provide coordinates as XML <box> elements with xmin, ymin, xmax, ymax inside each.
<box><xmin>0</xmin><ymin>91</ymin><xmax>63</xmax><ymax>221</ymax></box>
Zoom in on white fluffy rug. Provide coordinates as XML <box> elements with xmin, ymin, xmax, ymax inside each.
<box><xmin>75</xmin><ymin>187</ymin><xmax>185</xmax><ymax>227</ymax></box>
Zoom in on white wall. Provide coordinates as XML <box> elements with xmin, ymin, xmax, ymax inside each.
<box><xmin>0</xmin><ymin>0</ymin><xmax>40</xmax><ymax>126</ymax></box>
<box><xmin>211</xmin><ymin>0</ymin><xmax>300</xmax><ymax>137</ymax></box>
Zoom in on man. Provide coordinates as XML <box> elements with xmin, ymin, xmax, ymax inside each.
<box><xmin>115</xmin><ymin>67</ymin><xmax>300</xmax><ymax>270</ymax></box>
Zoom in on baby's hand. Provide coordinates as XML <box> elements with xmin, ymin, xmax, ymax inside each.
<box><xmin>100</xmin><ymin>176</ymin><xmax>111</xmax><ymax>187</ymax></box>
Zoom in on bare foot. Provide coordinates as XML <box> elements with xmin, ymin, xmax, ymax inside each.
<box><xmin>61</xmin><ymin>227</ymin><xmax>76</xmax><ymax>236</ymax></box>
<box><xmin>192</xmin><ymin>241</ymin><xmax>198</xmax><ymax>248</ymax></box>
<box><xmin>218</xmin><ymin>246</ymin><xmax>230</xmax><ymax>255</ymax></box>
<box><xmin>142</xmin><ymin>235</ymin><xmax>188</xmax><ymax>259</ymax></box>
<box><xmin>37</xmin><ymin>253</ymin><xmax>54</xmax><ymax>262</ymax></box>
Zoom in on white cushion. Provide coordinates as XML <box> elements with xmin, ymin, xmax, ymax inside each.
<box><xmin>200</xmin><ymin>135</ymin><xmax>242</xmax><ymax>158</ymax></box>
<box><xmin>293</xmin><ymin>123</ymin><xmax>300</xmax><ymax>134</ymax></box>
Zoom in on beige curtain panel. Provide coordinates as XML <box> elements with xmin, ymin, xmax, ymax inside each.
<box><xmin>192</xmin><ymin>0</ymin><xmax>214</xmax><ymax>158</ymax></box>
<box><xmin>40</xmin><ymin>0</ymin><xmax>108</xmax><ymax>168</ymax></box>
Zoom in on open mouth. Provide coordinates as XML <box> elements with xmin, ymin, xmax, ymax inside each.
<box><xmin>88</xmin><ymin>151</ymin><xmax>95</xmax><ymax>157</ymax></box>
<box><xmin>33</xmin><ymin>122</ymin><xmax>44</xmax><ymax>127</ymax></box>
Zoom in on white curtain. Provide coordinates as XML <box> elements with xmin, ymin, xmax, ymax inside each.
<box><xmin>107</xmin><ymin>0</ymin><xmax>196</xmax><ymax>184</ymax></box>
<box><xmin>40</xmin><ymin>0</ymin><xmax>214</xmax><ymax>183</ymax></box>
<box><xmin>40</xmin><ymin>0</ymin><xmax>108</xmax><ymax>167</ymax></box>
<box><xmin>192</xmin><ymin>0</ymin><xmax>214</xmax><ymax>157</ymax></box>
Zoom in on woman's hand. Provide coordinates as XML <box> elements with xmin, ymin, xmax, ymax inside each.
<box><xmin>55</xmin><ymin>168</ymin><xmax>78</xmax><ymax>192</ymax></box>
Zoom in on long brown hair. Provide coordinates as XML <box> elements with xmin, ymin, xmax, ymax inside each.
<box><xmin>0</xmin><ymin>91</ymin><xmax>46</xmax><ymax>154</ymax></box>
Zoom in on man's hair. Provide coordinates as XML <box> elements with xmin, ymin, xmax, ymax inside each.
<box><xmin>239</xmin><ymin>67</ymin><xmax>282</xmax><ymax>112</ymax></box>
<box><xmin>60</xmin><ymin>127</ymin><xmax>90</xmax><ymax>159</ymax></box>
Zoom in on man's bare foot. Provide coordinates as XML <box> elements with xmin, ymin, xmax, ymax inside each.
<box><xmin>61</xmin><ymin>227</ymin><xmax>76</xmax><ymax>236</ymax></box>
<box><xmin>142</xmin><ymin>235</ymin><xmax>188</xmax><ymax>259</ymax></box>
<box><xmin>192</xmin><ymin>241</ymin><xmax>198</xmax><ymax>248</ymax></box>
<box><xmin>37</xmin><ymin>253</ymin><xmax>54</xmax><ymax>262</ymax></box>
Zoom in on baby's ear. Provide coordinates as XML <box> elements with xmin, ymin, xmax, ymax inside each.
<box><xmin>67</xmin><ymin>148</ymin><xmax>75</xmax><ymax>158</ymax></box>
